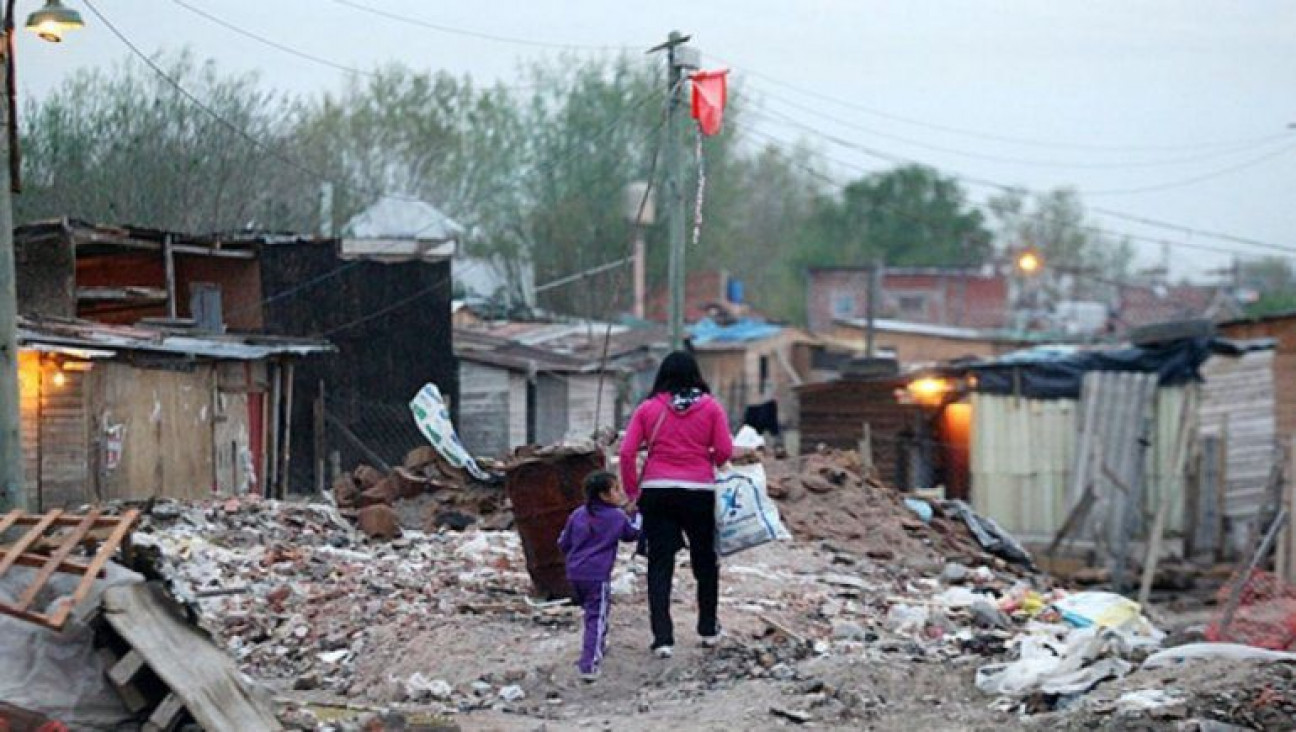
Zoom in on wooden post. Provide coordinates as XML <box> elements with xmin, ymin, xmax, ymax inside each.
<box><xmin>278</xmin><ymin>361</ymin><xmax>295</xmax><ymax>499</ymax></box>
<box><xmin>1281</xmin><ymin>437</ymin><xmax>1296</xmax><ymax>585</ymax></box>
<box><xmin>266</xmin><ymin>363</ymin><xmax>281</xmax><ymax>499</ymax></box>
<box><xmin>858</xmin><ymin>422</ymin><xmax>874</xmax><ymax>476</ymax></box>
<box><xmin>163</xmin><ymin>234</ymin><xmax>177</xmax><ymax>320</ymax></box>
<box><xmin>1139</xmin><ymin>388</ymin><xmax>1196</xmax><ymax>607</ymax></box>
<box><xmin>313</xmin><ymin>380</ymin><xmax>326</xmax><ymax>496</ymax></box>
<box><xmin>1219</xmin><ymin>508</ymin><xmax>1288</xmax><ymax>640</ymax></box>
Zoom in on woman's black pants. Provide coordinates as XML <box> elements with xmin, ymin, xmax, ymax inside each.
<box><xmin>639</xmin><ymin>487</ymin><xmax>719</xmax><ymax>649</ymax></box>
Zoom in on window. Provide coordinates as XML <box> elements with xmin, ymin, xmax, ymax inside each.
<box><xmin>896</xmin><ymin>293</ymin><xmax>928</xmax><ymax>317</ymax></box>
<box><xmin>831</xmin><ymin>290</ymin><xmax>856</xmax><ymax>319</ymax></box>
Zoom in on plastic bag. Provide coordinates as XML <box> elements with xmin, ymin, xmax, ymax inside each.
<box><xmin>714</xmin><ymin>461</ymin><xmax>790</xmax><ymax>556</ymax></box>
<box><xmin>1052</xmin><ymin>591</ymin><xmax>1143</xmax><ymax>629</ymax></box>
<box><xmin>409</xmin><ymin>383</ymin><xmax>492</xmax><ymax>481</ymax></box>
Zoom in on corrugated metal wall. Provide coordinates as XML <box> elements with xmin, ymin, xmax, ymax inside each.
<box><xmin>971</xmin><ymin>394</ymin><xmax>1077</xmax><ymax>540</ymax></box>
<box><xmin>1200</xmin><ymin>349</ymin><xmax>1276</xmax><ymax>546</ymax></box>
<box><xmin>458</xmin><ymin>361</ymin><xmax>512</xmax><ymax>457</ymax></box>
<box><xmin>971</xmin><ymin>379</ymin><xmax>1191</xmax><ymax>544</ymax></box>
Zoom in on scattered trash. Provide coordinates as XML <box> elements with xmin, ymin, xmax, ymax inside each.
<box><xmin>904</xmin><ymin>498</ymin><xmax>933</xmax><ymax>524</ymax></box>
<box><xmin>1142</xmin><ymin>642</ymin><xmax>1296</xmax><ymax>670</ymax></box>
<box><xmin>943</xmin><ymin>500</ymin><xmax>1034</xmax><ymax>569</ymax></box>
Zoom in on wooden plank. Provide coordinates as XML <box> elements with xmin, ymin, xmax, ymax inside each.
<box><xmin>0</xmin><ymin>509</ymin><xmax>21</xmax><ymax>536</ymax></box>
<box><xmin>108</xmin><ymin>649</ymin><xmax>147</xmax><ymax>688</ymax></box>
<box><xmin>8</xmin><ymin>552</ymin><xmax>96</xmax><ymax>576</ymax></box>
<box><xmin>97</xmin><ymin>648</ymin><xmax>151</xmax><ymax>714</ymax></box>
<box><xmin>102</xmin><ymin>583</ymin><xmax>283</xmax><ymax>732</ymax></box>
<box><xmin>15</xmin><ymin>510</ymin><xmax>101</xmax><ymax>612</ymax></box>
<box><xmin>0</xmin><ymin>510</ymin><xmax>64</xmax><ymax>576</ymax></box>
<box><xmin>47</xmin><ymin>510</ymin><xmax>139</xmax><ymax>630</ymax></box>
<box><xmin>143</xmin><ymin>692</ymin><xmax>185</xmax><ymax>732</ymax></box>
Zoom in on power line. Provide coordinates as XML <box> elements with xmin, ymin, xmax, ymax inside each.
<box><xmin>732</xmin><ymin>119</ymin><xmax>1296</xmax><ymax>262</ymax></box>
<box><xmin>82</xmin><ymin>0</ymin><xmax>421</xmax><ymax>204</ymax></box>
<box><xmin>757</xmin><ymin>91</ymin><xmax>1293</xmax><ymax>172</ymax></box>
<box><xmin>86</xmin><ymin>0</ymin><xmax>666</xmax><ymax>319</ymax></box>
<box><xmin>735</xmin><ymin>108</ymin><xmax>1296</xmax><ymax>258</ymax></box>
<box><xmin>714</xmin><ymin>51</ymin><xmax>1289</xmax><ymax>154</ymax></box>
<box><xmin>328</xmin><ymin>0</ymin><xmax>636</xmax><ymax>52</ymax></box>
<box><xmin>1080</xmin><ymin>142</ymin><xmax>1296</xmax><ymax>196</ymax></box>
<box><xmin>1089</xmin><ymin>207</ymin><xmax>1295</xmax><ymax>253</ymax></box>
<box><xmin>171</xmin><ymin>0</ymin><xmax>378</xmax><ymax>78</ymax></box>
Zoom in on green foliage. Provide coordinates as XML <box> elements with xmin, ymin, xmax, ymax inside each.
<box><xmin>798</xmin><ymin>164</ymin><xmax>992</xmax><ymax>269</ymax></box>
<box><xmin>19</xmin><ymin>50</ymin><xmax>309</xmax><ymax>232</ymax></box>
<box><xmin>987</xmin><ymin>187</ymin><xmax>1134</xmax><ymax>297</ymax></box>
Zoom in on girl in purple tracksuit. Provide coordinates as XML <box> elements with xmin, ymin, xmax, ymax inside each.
<box><xmin>557</xmin><ymin>471</ymin><xmax>642</xmax><ymax>681</ymax></box>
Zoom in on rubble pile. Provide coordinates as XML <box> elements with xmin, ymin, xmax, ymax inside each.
<box><xmin>130</xmin><ymin>496</ymin><xmax>537</xmax><ymax>707</ymax></box>
<box><xmin>333</xmin><ymin>446</ymin><xmax>510</xmax><ymax>538</ymax></box>
<box><xmin>762</xmin><ymin>449</ymin><xmax>1019</xmax><ymax>570</ymax></box>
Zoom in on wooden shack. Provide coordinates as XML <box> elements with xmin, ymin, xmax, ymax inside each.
<box><xmin>16</xmin><ymin>317</ymin><xmax>331</xmax><ymax>509</ymax></box>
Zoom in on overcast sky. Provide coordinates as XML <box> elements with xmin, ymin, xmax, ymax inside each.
<box><xmin>16</xmin><ymin>0</ymin><xmax>1296</xmax><ymax>279</ymax></box>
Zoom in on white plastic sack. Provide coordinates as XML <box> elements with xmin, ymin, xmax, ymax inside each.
<box><xmin>715</xmin><ymin>461</ymin><xmax>790</xmax><ymax>556</ymax></box>
<box><xmin>1142</xmin><ymin>643</ymin><xmax>1296</xmax><ymax>670</ymax></box>
<box><xmin>0</xmin><ymin>562</ymin><xmax>144</xmax><ymax>730</ymax></box>
<box><xmin>410</xmin><ymin>383</ymin><xmax>491</xmax><ymax>481</ymax></box>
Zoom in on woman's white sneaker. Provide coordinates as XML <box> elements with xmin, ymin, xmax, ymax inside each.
<box><xmin>653</xmin><ymin>645</ymin><xmax>674</xmax><ymax>659</ymax></box>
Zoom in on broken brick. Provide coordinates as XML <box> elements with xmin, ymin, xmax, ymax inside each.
<box><xmin>358</xmin><ymin>478</ymin><xmax>398</xmax><ymax>508</ymax></box>
<box><xmin>357</xmin><ymin>504</ymin><xmax>402</xmax><ymax>540</ymax></box>
<box><xmin>333</xmin><ymin>473</ymin><xmax>360</xmax><ymax>508</ymax></box>
<box><xmin>353</xmin><ymin>464</ymin><xmax>384</xmax><ymax>490</ymax></box>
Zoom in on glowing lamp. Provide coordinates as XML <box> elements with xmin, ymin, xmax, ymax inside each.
<box><xmin>25</xmin><ymin>0</ymin><xmax>84</xmax><ymax>43</ymax></box>
<box><xmin>1016</xmin><ymin>250</ymin><xmax>1042</xmax><ymax>275</ymax></box>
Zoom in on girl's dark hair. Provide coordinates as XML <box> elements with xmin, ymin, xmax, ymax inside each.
<box><xmin>583</xmin><ymin>471</ymin><xmax>618</xmax><ymax>507</ymax></box>
<box><xmin>650</xmin><ymin>350</ymin><xmax>710</xmax><ymax>396</ymax></box>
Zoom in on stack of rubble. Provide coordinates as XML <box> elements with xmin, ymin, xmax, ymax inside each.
<box><xmin>130</xmin><ymin>496</ymin><xmax>537</xmax><ymax>708</ymax></box>
<box><xmin>333</xmin><ymin>446</ymin><xmax>510</xmax><ymax>539</ymax></box>
<box><xmin>763</xmin><ymin>448</ymin><xmax>1020</xmax><ymax>571</ymax></box>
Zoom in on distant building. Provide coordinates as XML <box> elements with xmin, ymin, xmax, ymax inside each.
<box><xmin>1114</xmin><ymin>283</ymin><xmax>1242</xmax><ymax>332</ymax></box>
<box><xmin>806</xmin><ymin>266</ymin><xmax>1009</xmax><ymax>334</ymax></box>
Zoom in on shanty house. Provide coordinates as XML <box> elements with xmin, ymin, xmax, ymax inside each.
<box><xmin>454</xmin><ymin>330</ymin><xmax>625</xmax><ymax>457</ymax></box>
<box><xmin>688</xmin><ymin>318</ymin><xmax>815</xmax><ymax>434</ymax></box>
<box><xmin>259</xmin><ymin>199</ymin><xmax>459</xmax><ymax>489</ymax></box>
<box><xmin>15</xmin><ymin>316</ymin><xmax>331</xmax><ymax>509</ymax></box>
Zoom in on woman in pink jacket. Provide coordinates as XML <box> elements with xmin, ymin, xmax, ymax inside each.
<box><xmin>619</xmin><ymin>351</ymin><xmax>733</xmax><ymax>658</ymax></box>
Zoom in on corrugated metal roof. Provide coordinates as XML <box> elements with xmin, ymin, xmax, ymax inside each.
<box><xmin>17</xmin><ymin>316</ymin><xmax>334</xmax><ymax>361</ymax></box>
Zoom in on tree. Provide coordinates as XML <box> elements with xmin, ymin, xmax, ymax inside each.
<box><xmin>18</xmin><ymin>50</ymin><xmax>310</xmax><ymax>232</ymax></box>
<box><xmin>987</xmin><ymin>188</ymin><xmax>1134</xmax><ymax>299</ymax></box>
<box><xmin>800</xmin><ymin>164</ymin><xmax>993</xmax><ymax>270</ymax></box>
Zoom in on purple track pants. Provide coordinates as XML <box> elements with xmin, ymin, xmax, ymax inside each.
<box><xmin>571</xmin><ymin>579</ymin><xmax>611</xmax><ymax>674</ymax></box>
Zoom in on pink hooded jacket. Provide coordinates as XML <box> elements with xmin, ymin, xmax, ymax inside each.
<box><xmin>619</xmin><ymin>392</ymin><xmax>733</xmax><ymax>501</ymax></box>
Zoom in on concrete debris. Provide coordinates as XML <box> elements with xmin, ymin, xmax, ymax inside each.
<box><xmin>128</xmin><ymin>495</ymin><xmax>534</xmax><ymax>710</ymax></box>
<box><xmin>333</xmin><ymin>445</ymin><xmax>511</xmax><ymax>539</ymax></box>
<box><xmin>763</xmin><ymin>448</ymin><xmax>1030</xmax><ymax>573</ymax></box>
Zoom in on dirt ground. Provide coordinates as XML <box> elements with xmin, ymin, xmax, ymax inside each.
<box><xmin>282</xmin><ymin>538</ymin><xmax>1020</xmax><ymax>731</ymax></box>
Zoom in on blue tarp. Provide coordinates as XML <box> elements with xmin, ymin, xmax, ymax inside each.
<box><xmin>689</xmin><ymin>318</ymin><xmax>782</xmax><ymax>345</ymax></box>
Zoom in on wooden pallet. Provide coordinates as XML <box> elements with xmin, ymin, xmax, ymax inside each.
<box><xmin>0</xmin><ymin>509</ymin><xmax>139</xmax><ymax>630</ymax></box>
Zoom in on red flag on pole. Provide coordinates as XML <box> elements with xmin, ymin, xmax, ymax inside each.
<box><xmin>690</xmin><ymin>69</ymin><xmax>729</xmax><ymax>136</ymax></box>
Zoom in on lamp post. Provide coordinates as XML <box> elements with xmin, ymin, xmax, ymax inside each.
<box><xmin>0</xmin><ymin>0</ymin><xmax>84</xmax><ymax>511</ymax></box>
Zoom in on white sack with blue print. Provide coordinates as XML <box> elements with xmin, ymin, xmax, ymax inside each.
<box><xmin>715</xmin><ymin>460</ymin><xmax>791</xmax><ymax>556</ymax></box>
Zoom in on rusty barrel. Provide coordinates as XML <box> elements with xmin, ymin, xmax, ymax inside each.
<box><xmin>505</xmin><ymin>449</ymin><xmax>605</xmax><ymax>599</ymax></box>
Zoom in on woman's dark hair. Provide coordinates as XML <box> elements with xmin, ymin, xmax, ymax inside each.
<box><xmin>583</xmin><ymin>471</ymin><xmax>618</xmax><ymax>507</ymax></box>
<box><xmin>650</xmin><ymin>350</ymin><xmax>710</xmax><ymax>396</ymax></box>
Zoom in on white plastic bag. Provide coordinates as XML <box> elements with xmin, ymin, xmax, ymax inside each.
<box><xmin>409</xmin><ymin>383</ymin><xmax>491</xmax><ymax>481</ymax></box>
<box><xmin>714</xmin><ymin>461</ymin><xmax>790</xmax><ymax>556</ymax></box>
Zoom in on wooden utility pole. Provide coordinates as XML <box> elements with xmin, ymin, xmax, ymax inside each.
<box><xmin>0</xmin><ymin>12</ymin><xmax>23</xmax><ymax>510</ymax></box>
<box><xmin>866</xmin><ymin>258</ymin><xmax>883</xmax><ymax>358</ymax></box>
<box><xmin>649</xmin><ymin>31</ymin><xmax>693</xmax><ymax>350</ymax></box>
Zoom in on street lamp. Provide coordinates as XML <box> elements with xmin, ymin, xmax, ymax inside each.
<box><xmin>1016</xmin><ymin>249</ymin><xmax>1043</xmax><ymax>276</ymax></box>
<box><xmin>24</xmin><ymin>0</ymin><xmax>82</xmax><ymax>42</ymax></box>
<box><xmin>0</xmin><ymin>0</ymin><xmax>86</xmax><ymax>511</ymax></box>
